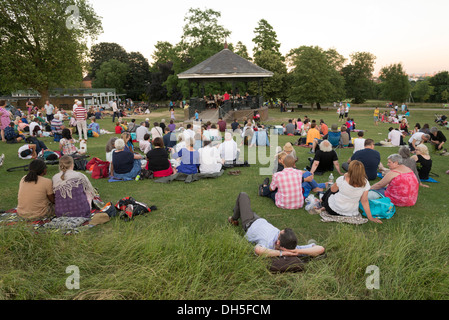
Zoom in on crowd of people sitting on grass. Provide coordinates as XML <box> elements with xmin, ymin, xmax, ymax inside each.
<box><xmin>3</xmin><ymin>97</ymin><xmax>448</xmax><ymax>263</ymax></box>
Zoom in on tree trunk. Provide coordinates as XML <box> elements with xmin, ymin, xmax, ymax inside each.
<box><xmin>310</xmin><ymin>102</ymin><xmax>314</xmax><ymax>110</ymax></box>
<box><xmin>38</xmin><ymin>88</ymin><xmax>50</xmax><ymax>107</ymax></box>
<box><xmin>317</xmin><ymin>102</ymin><xmax>321</xmax><ymax>110</ymax></box>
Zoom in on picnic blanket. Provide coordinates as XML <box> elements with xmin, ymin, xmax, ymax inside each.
<box><xmin>0</xmin><ymin>209</ymin><xmax>98</xmax><ymax>235</ymax></box>
<box><xmin>319</xmin><ymin>211</ymin><xmax>368</xmax><ymax>225</ymax></box>
<box><xmin>421</xmin><ymin>177</ymin><xmax>439</xmax><ymax>183</ymax></box>
<box><xmin>154</xmin><ymin>170</ymin><xmax>224</xmax><ymax>183</ymax></box>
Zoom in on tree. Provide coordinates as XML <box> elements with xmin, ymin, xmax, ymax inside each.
<box><xmin>89</xmin><ymin>42</ymin><xmax>129</xmax><ymax>78</ymax></box>
<box><xmin>92</xmin><ymin>59</ymin><xmax>129</xmax><ymax>94</ymax></box>
<box><xmin>428</xmin><ymin>71</ymin><xmax>449</xmax><ymax>103</ymax></box>
<box><xmin>234</xmin><ymin>41</ymin><xmax>251</xmax><ymax>61</ymax></box>
<box><xmin>164</xmin><ymin>8</ymin><xmax>231</xmax><ymax>100</ymax></box>
<box><xmin>253</xmin><ymin>50</ymin><xmax>288</xmax><ymax>105</ymax></box>
<box><xmin>378</xmin><ymin>63</ymin><xmax>410</xmax><ymax>103</ymax></box>
<box><xmin>341</xmin><ymin>52</ymin><xmax>377</xmax><ymax>104</ymax></box>
<box><xmin>412</xmin><ymin>79</ymin><xmax>434</xmax><ymax>102</ymax></box>
<box><xmin>0</xmin><ymin>0</ymin><xmax>102</xmax><ymax>104</ymax></box>
<box><xmin>252</xmin><ymin>19</ymin><xmax>282</xmax><ymax>60</ymax></box>
<box><xmin>125</xmin><ymin>52</ymin><xmax>151</xmax><ymax>100</ymax></box>
<box><xmin>287</xmin><ymin>46</ymin><xmax>346</xmax><ymax>109</ymax></box>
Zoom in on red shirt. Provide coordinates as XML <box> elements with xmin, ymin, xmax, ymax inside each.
<box><xmin>217</xmin><ymin>120</ymin><xmax>227</xmax><ymax>132</ymax></box>
<box><xmin>270</xmin><ymin>168</ymin><xmax>304</xmax><ymax>209</ymax></box>
<box><xmin>115</xmin><ymin>126</ymin><xmax>122</xmax><ymax>134</ymax></box>
<box><xmin>73</xmin><ymin>106</ymin><xmax>87</xmax><ymax>121</ymax></box>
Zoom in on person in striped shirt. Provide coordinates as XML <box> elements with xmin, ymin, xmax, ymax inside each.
<box><xmin>73</xmin><ymin>101</ymin><xmax>88</xmax><ymax>140</ymax></box>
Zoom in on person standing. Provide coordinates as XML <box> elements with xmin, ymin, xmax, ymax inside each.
<box><xmin>73</xmin><ymin>101</ymin><xmax>88</xmax><ymax>140</ymax></box>
<box><xmin>373</xmin><ymin>106</ymin><xmax>380</xmax><ymax>126</ymax></box>
<box><xmin>0</xmin><ymin>100</ymin><xmax>12</xmax><ymax>143</ymax></box>
<box><xmin>44</xmin><ymin>100</ymin><xmax>55</xmax><ymax>123</ymax></box>
<box><xmin>112</xmin><ymin>100</ymin><xmax>119</xmax><ymax>123</ymax></box>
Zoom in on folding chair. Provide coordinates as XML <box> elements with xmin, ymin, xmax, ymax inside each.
<box><xmin>327</xmin><ymin>131</ymin><xmax>342</xmax><ymax>156</ymax></box>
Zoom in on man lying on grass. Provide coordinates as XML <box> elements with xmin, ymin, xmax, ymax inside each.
<box><xmin>229</xmin><ymin>192</ymin><xmax>325</xmax><ymax>257</ymax></box>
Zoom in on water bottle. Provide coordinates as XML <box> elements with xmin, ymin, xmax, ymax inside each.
<box><xmin>328</xmin><ymin>173</ymin><xmax>334</xmax><ymax>189</ymax></box>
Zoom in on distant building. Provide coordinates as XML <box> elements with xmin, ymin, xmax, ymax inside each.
<box><xmin>7</xmin><ymin>88</ymin><xmax>122</xmax><ymax>110</ymax></box>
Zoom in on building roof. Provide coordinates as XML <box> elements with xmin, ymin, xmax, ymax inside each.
<box><xmin>178</xmin><ymin>49</ymin><xmax>273</xmax><ymax>81</ymax></box>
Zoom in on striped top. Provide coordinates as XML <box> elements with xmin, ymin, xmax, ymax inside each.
<box><xmin>73</xmin><ymin>106</ymin><xmax>87</xmax><ymax>121</ymax></box>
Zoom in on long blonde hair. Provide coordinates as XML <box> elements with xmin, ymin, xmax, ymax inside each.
<box><xmin>59</xmin><ymin>155</ymin><xmax>74</xmax><ymax>181</ymax></box>
<box><xmin>347</xmin><ymin>160</ymin><xmax>367</xmax><ymax>188</ymax></box>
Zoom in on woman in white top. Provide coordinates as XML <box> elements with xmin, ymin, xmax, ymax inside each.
<box><xmin>321</xmin><ymin>160</ymin><xmax>382</xmax><ymax>224</ymax></box>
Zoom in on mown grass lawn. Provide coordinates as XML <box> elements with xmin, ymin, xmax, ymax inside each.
<box><xmin>1</xmin><ymin>106</ymin><xmax>448</xmax><ymax>300</ymax></box>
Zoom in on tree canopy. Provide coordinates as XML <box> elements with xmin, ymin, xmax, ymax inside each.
<box><xmin>0</xmin><ymin>0</ymin><xmax>102</xmax><ymax>103</ymax></box>
<box><xmin>378</xmin><ymin>63</ymin><xmax>410</xmax><ymax>103</ymax></box>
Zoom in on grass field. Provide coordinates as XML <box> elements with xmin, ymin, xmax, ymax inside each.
<box><xmin>1</xmin><ymin>106</ymin><xmax>449</xmax><ymax>300</ymax></box>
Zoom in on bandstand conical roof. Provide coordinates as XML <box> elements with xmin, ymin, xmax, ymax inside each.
<box><xmin>177</xmin><ymin>48</ymin><xmax>273</xmax><ymax>81</ymax></box>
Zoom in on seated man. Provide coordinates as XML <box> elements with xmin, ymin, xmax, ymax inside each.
<box><xmin>307</xmin><ymin>140</ymin><xmax>343</xmax><ymax>176</ymax></box>
<box><xmin>380</xmin><ymin>127</ymin><xmax>405</xmax><ymax>147</ymax></box>
<box><xmin>259</xmin><ymin>155</ymin><xmax>306</xmax><ymax>209</ymax></box>
<box><xmin>4</xmin><ymin>122</ymin><xmax>25</xmax><ymax>143</ymax></box>
<box><xmin>342</xmin><ymin>139</ymin><xmax>380</xmax><ymax>180</ymax></box>
<box><xmin>218</xmin><ymin>132</ymin><xmax>240</xmax><ymax>165</ymax></box>
<box><xmin>408</xmin><ymin>131</ymin><xmax>430</xmax><ymax>152</ymax></box>
<box><xmin>228</xmin><ymin>192</ymin><xmax>325</xmax><ymax>257</ymax></box>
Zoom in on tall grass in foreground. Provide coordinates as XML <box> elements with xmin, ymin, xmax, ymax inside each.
<box><xmin>1</xmin><ymin>108</ymin><xmax>449</xmax><ymax>300</ymax></box>
<box><xmin>1</xmin><ymin>216</ymin><xmax>448</xmax><ymax>300</ymax></box>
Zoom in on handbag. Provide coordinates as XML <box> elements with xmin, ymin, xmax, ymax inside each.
<box><xmin>269</xmin><ymin>256</ymin><xmax>307</xmax><ymax>273</ymax></box>
<box><xmin>359</xmin><ymin>190</ymin><xmax>396</xmax><ymax>219</ymax></box>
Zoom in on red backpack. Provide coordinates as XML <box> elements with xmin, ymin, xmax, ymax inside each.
<box><xmin>87</xmin><ymin>157</ymin><xmax>110</xmax><ymax>179</ymax></box>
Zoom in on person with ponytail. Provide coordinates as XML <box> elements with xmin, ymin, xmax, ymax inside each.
<box><xmin>52</xmin><ymin>155</ymin><xmax>97</xmax><ymax>218</ymax></box>
<box><xmin>17</xmin><ymin>159</ymin><xmax>55</xmax><ymax>220</ymax></box>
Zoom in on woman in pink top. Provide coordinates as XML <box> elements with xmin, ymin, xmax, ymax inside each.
<box><xmin>371</xmin><ymin>154</ymin><xmax>419</xmax><ymax>207</ymax></box>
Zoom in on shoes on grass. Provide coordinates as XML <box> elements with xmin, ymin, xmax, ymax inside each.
<box><xmin>228</xmin><ymin>216</ymin><xmax>239</xmax><ymax>226</ymax></box>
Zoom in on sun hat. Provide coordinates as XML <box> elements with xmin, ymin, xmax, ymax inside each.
<box><xmin>283</xmin><ymin>142</ymin><xmax>293</xmax><ymax>152</ymax></box>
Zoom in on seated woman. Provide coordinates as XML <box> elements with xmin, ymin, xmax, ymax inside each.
<box><xmin>411</xmin><ymin>144</ymin><xmax>432</xmax><ymax>181</ymax></box>
<box><xmin>111</xmin><ymin>138</ymin><xmax>143</xmax><ymax>181</ymax></box>
<box><xmin>121</xmin><ymin>131</ymin><xmax>134</xmax><ymax>152</ymax></box>
<box><xmin>320</xmin><ymin>160</ymin><xmax>382</xmax><ymax>223</ymax></box>
<box><xmin>52</xmin><ymin>155</ymin><xmax>97</xmax><ymax>218</ymax></box>
<box><xmin>198</xmin><ymin>138</ymin><xmax>223</xmax><ymax>174</ymax></box>
<box><xmin>59</xmin><ymin>128</ymin><xmax>78</xmax><ymax>156</ymax></box>
<box><xmin>17</xmin><ymin>159</ymin><xmax>55</xmax><ymax>220</ymax></box>
<box><xmin>371</xmin><ymin>154</ymin><xmax>419</xmax><ymax>207</ymax></box>
<box><xmin>174</xmin><ymin>137</ymin><xmax>199</xmax><ymax>174</ymax></box>
<box><xmin>146</xmin><ymin>137</ymin><xmax>174</xmax><ymax>178</ymax></box>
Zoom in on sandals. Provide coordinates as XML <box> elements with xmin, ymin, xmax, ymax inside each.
<box><xmin>228</xmin><ymin>170</ymin><xmax>241</xmax><ymax>176</ymax></box>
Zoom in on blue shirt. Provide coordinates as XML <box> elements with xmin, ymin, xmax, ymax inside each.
<box><xmin>176</xmin><ymin>148</ymin><xmax>199</xmax><ymax>174</ymax></box>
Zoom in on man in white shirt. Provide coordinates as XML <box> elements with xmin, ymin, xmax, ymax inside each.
<box><xmin>44</xmin><ymin>101</ymin><xmax>55</xmax><ymax>122</ymax></box>
<box><xmin>228</xmin><ymin>192</ymin><xmax>325</xmax><ymax>258</ymax></box>
<box><xmin>183</xmin><ymin>123</ymin><xmax>196</xmax><ymax>142</ymax></box>
<box><xmin>150</xmin><ymin>122</ymin><xmax>163</xmax><ymax>140</ymax></box>
<box><xmin>218</xmin><ymin>132</ymin><xmax>240</xmax><ymax>164</ymax></box>
<box><xmin>112</xmin><ymin>100</ymin><xmax>119</xmax><ymax>123</ymax></box>
<box><xmin>136</xmin><ymin>122</ymin><xmax>149</xmax><ymax>142</ymax></box>
<box><xmin>388</xmin><ymin>127</ymin><xmax>403</xmax><ymax>146</ymax></box>
<box><xmin>408</xmin><ymin>131</ymin><xmax>430</xmax><ymax>151</ymax></box>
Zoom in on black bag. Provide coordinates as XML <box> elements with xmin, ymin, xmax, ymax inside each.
<box><xmin>269</xmin><ymin>256</ymin><xmax>307</xmax><ymax>273</ymax></box>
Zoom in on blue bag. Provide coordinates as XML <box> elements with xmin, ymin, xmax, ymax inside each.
<box><xmin>359</xmin><ymin>190</ymin><xmax>396</xmax><ymax>219</ymax></box>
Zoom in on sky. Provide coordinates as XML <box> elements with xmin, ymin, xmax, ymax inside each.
<box><xmin>88</xmin><ymin>0</ymin><xmax>449</xmax><ymax>76</ymax></box>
